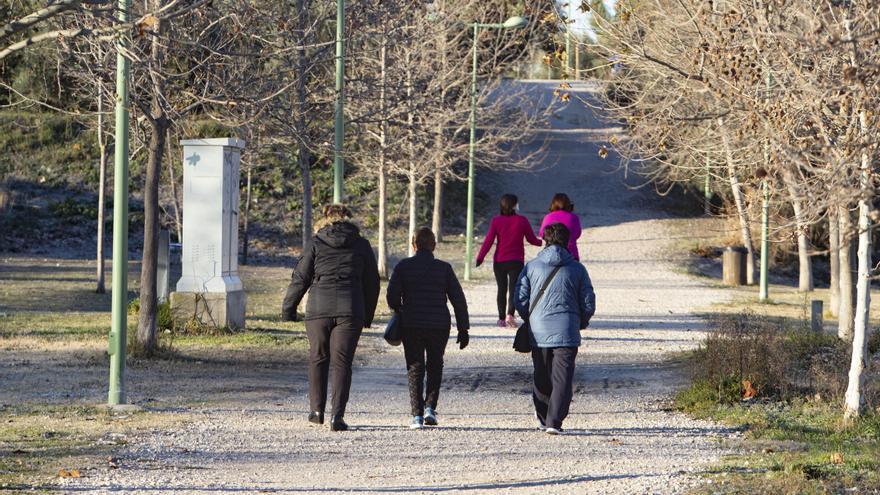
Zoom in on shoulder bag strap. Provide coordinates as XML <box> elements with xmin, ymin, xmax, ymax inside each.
<box><xmin>529</xmin><ymin>265</ymin><xmax>563</xmax><ymax>313</ymax></box>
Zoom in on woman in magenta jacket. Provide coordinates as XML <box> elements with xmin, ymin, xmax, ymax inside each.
<box><xmin>539</xmin><ymin>193</ymin><xmax>582</xmax><ymax>261</ymax></box>
<box><xmin>476</xmin><ymin>194</ymin><xmax>542</xmax><ymax>328</ymax></box>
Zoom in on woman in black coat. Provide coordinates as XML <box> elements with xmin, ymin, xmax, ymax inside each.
<box><xmin>282</xmin><ymin>204</ymin><xmax>380</xmax><ymax>432</ymax></box>
<box><xmin>387</xmin><ymin>227</ymin><xmax>469</xmax><ymax>429</ymax></box>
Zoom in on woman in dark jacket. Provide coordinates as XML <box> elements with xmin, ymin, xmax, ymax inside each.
<box><xmin>282</xmin><ymin>204</ymin><xmax>380</xmax><ymax>432</ymax></box>
<box><xmin>387</xmin><ymin>227</ymin><xmax>469</xmax><ymax>429</ymax></box>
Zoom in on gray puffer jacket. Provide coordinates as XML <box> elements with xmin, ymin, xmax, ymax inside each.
<box><xmin>514</xmin><ymin>244</ymin><xmax>595</xmax><ymax>348</ymax></box>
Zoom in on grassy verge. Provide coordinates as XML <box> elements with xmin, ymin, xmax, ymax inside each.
<box><xmin>674</xmin><ymin>307</ymin><xmax>880</xmax><ymax>493</ymax></box>
<box><xmin>678</xmin><ymin>389</ymin><xmax>880</xmax><ymax>494</ymax></box>
<box><xmin>0</xmin><ymin>257</ymin><xmax>315</xmax><ymax>490</ymax></box>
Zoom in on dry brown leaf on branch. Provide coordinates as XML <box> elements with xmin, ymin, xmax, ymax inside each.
<box><xmin>598</xmin><ymin>146</ymin><xmax>609</xmax><ymax>159</ymax></box>
<box><xmin>742</xmin><ymin>380</ymin><xmax>757</xmax><ymax>400</ymax></box>
<box><xmin>136</xmin><ymin>15</ymin><xmax>160</xmax><ymax>37</ymax></box>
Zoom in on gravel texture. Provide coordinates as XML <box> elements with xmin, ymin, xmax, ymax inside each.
<box><xmin>63</xmin><ymin>81</ymin><xmax>736</xmax><ymax>494</ymax></box>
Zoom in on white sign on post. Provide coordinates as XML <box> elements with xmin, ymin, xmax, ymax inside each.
<box><xmin>172</xmin><ymin>138</ymin><xmax>246</xmax><ymax>330</ymax></box>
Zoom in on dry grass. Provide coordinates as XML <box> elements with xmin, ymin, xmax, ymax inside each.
<box><xmin>0</xmin><ymin>255</ymin><xmax>326</xmax><ymax>489</ymax></box>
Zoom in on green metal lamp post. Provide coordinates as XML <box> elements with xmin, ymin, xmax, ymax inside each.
<box><xmin>108</xmin><ymin>0</ymin><xmax>131</xmax><ymax>406</ymax></box>
<box><xmin>333</xmin><ymin>0</ymin><xmax>345</xmax><ymax>203</ymax></box>
<box><xmin>566</xmin><ymin>1</ymin><xmax>573</xmax><ymax>76</ymax></box>
<box><xmin>464</xmin><ymin>15</ymin><xmax>528</xmax><ymax>281</ymax></box>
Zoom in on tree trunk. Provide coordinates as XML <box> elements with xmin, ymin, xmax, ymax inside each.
<box><xmin>296</xmin><ymin>0</ymin><xmax>312</xmax><ymax>247</ymax></box>
<box><xmin>844</xmin><ymin>109</ymin><xmax>872</xmax><ymax>419</ymax></box>
<box><xmin>166</xmin><ymin>138</ymin><xmax>182</xmax><ymax>242</ymax></box>
<box><xmin>406</xmin><ymin>59</ymin><xmax>415</xmax><ymax>257</ymax></box>
<box><xmin>838</xmin><ymin>206</ymin><xmax>856</xmax><ymax>341</ymax></box>
<box><xmin>376</xmin><ymin>35</ymin><xmax>388</xmax><ymax>278</ymax></box>
<box><xmin>95</xmin><ymin>84</ymin><xmax>107</xmax><ymax>294</ymax></box>
<box><xmin>378</xmin><ymin>160</ymin><xmax>388</xmax><ymax>277</ymax></box>
<box><xmin>136</xmin><ymin>3</ymin><xmax>167</xmax><ymax>356</ymax></box>
<box><xmin>829</xmin><ymin>212</ymin><xmax>840</xmax><ymax>317</ymax></box>
<box><xmin>782</xmin><ymin>169</ymin><xmax>813</xmax><ymax>292</ymax></box>
<box><xmin>719</xmin><ymin>119</ymin><xmax>756</xmax><ymax>285</ymax></box>
<box><xmin>241</xmin><ymin>166</ymin><xmax>252</xmax><ymax>265</ymax></box>
<box><xmin>431</xmin><ymin>165</ymin><xmax>443</xmax><ymax>241</ymax></box>
<box><xmin>408</xmin><ymin>164</ymin><xmax>416</xmax><ymax>257</ymax></box>
<box><xmin>136</xmin><ymin>114</ymin><xmax>167</xmax><ymax>355</ymax></box>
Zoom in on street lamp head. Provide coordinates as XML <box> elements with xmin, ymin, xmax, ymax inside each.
<box><xmin>502</xmin><ymin>16</ymin><xmax>528</xmax><ymax>29</ymax></box>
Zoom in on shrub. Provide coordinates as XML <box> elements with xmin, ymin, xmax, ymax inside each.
<box><xmin>126</xmin><ymin>298</ymin><xmax>173</xmax><ymax>331</ymax></box>
<box><xmin>686</xmin><ymin>313</ymin><xmax>877</xmax><ymax>406</ymax></box>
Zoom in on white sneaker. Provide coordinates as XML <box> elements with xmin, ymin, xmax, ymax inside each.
<box><xmin>535</xmin><ymin>413</ymin><xmax>546</xmax><ymax>431</ymax></box>
<box><xmin>410</xmin><ymin>416</ymin><xmax>425</xmax><ymax>429</ymax></box>
<box><xmin>545</xmin><ymin>427</ymin><xmax>563</xmax><ymax>435</ymax></box>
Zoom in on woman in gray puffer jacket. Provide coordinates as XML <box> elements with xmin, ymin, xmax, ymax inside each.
<box><xmin>515</xmin><ymin>222</ymin><xmax>595</xmax><ymax>435</ymax></box>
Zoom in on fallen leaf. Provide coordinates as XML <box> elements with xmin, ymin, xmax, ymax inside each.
<box><xmin>831</xmin><ymin>452</ymin><xmax>844</xmax><ymax>464</ymax></box>
<box><xmin>742</xmin><ymin>380</ymin><xmax>757</xmax><ymax>400</ymax></box>
<box><xmin>58</xmin><ymin>469</ymin><xmax>81</xmax><ymax>478</ymax></box>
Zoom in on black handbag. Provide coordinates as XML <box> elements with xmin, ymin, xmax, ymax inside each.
<box><xmin>384</xmin><ymin>312</ymin><xmax>402</xmax><ymax>346</ymax></box>
<box><xmin>514</xmin><ymin>266</ymin><xmax>563</xmax><ymax>353</ymax></box>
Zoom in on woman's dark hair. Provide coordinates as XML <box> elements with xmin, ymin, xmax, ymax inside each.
<box><xmin>543</xmin><ymin>223</ymin><xmax>571</xmax><ymax>249</ymax></box>
<box><xmin>549</xmin><ymin>193</ymin><xmax>574</xmax><ymax>213</ymax></box>
<box><xmin>413</xmin><ymin>227</ymin><xmax>437</xmax><ymax>251</ymax></box>
<box><xmin>499</xmin><ymin>194</ymin><xmax>519</xmax><ymax>216</ymax></box>
<box><xmin>323</xmin><ymin>203</ymin><xmax>352</xmax><ymax>222</ymax></box>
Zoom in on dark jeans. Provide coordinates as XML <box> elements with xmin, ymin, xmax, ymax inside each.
<box><xmin>494</xmin><ymin>260</ymin><xmax>524</xmax><ymax>320</ymax></box>
<box><xmin>402</xmin><ymin>329</ymin><xmax>449</xmax><ymax>416</ymax></box>
<box><xmin>305</xmin><ymin>317</ymin><xmax>363</xmax><ymax>417</ymax></box>
<box><xmin>532</xmin><ymin>346</ymin><xmax>578</xmax><ymax>429</ymax></box>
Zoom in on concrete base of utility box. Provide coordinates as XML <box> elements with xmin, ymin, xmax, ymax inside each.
<box><xmin>170</xmin><ymin>291</ymin><xmax>246</xmax><ymax>331</ymax></box>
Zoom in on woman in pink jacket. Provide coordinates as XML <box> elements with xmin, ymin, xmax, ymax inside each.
<box><xmin>539</xmin><ymin>193</ymin><xmax>582</xmax><ymax>261</ymax></box>
<box><xmin>476</xmin><ymin>194</ymin><xmax>542</xmax><ymax>328</ymax></box>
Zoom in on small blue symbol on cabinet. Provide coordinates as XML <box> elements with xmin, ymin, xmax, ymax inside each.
<box><xmin>186</xmin><ymin>153</ymin><xmax>201</xmax><ymax>167</ymax></box>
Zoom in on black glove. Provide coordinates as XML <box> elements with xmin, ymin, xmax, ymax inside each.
<box><xmin>456</xmin><ymin>330</ymin><xmax>469</xmax><ymax>350</ymax></box>
<box><xmin>282</xmin><ymin>311</ymin><xmax>299</xmax><ymax>322</ymax></box>
<box><xmin>475</xmin><ymin>259</ymin><xmax>483</xmax><ymax>268</ymax></box>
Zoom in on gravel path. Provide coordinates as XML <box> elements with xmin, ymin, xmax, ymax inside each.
<box><xmin>64</xmin><ymin>81</ymin><xmax>734</xmax><ymax>494</ymax></box>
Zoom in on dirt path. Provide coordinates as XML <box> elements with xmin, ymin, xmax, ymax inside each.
<box><xmin>62</xmin><ymin>82</ymin><xmax>733</xmax><ymax>494</ymax></box>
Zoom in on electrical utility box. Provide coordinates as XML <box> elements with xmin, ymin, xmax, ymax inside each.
<box><xmin>171</xmin><ymin>138</ymin><xmax>246</xmax><ymax>330</ymax></box>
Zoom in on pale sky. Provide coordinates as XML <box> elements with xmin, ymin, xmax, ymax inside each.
<box><xmin>560</xmin><ymin>0</ymin><xmax>616</xmax><ymax>38</ymax></box>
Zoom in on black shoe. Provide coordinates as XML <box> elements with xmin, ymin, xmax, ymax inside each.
<box><xmin>330</xmin><ymin>416</ymin><xmax>348</xmax><ymax>432</ymax></box>
<box><xmin>308</xmin><ymin>411</ymin><xmax>324</xmax><ymax>425</ymax></box>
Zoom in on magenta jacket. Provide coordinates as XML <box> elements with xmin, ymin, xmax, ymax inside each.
<box><xmin>539</xmin><ymin>210</ymin><xmax>582</xmax><ymax>260</ymax></box>
<box><xmin>477</xmin><ymin>214</ymin><xmax>542</xmax><ymax>264</ymax></box>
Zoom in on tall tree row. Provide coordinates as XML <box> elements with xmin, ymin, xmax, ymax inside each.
<box><xmin>589</xmin><ymin>0</ymin><xmax>879</xmax><ymax>418</ymax></box>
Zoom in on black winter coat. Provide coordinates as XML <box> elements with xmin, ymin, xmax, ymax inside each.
<box><xmin>281</xmin><ymin>222</ymin><xmax>380</xmax><ymax>326</ymax></box>
<box><xmin>386</xmin><ymin>250</ymin><xmax>469</xmax><ymax>332</ymax></box>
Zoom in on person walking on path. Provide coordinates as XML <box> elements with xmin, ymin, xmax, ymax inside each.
<box><xmin>281</xmin><ymin>204</ymin><xmax>380</xmax><ymax>432</ymax></box>
<box><xmin>539</xmin><ymin>193</ymin><xmax>583</xmax><ymax>261</ymax></box>
<box><xmin>476</xmin><ymin>194</ymin><xmax>542</xmax><ymax>328</ymax></box>
<box><xmin>515</xmin><ymin>223</ymin><xmax>595</xmax><ymax>435</ymax></box>
<box><xmin>387</xmin><ymin>227</ymin><xmax>470</xmax><ymax>429</ymax></box>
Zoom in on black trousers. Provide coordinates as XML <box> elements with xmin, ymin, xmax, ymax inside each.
<box><xmin>402</xmin><ymin>329</ymin><xmax>449</xmax><ymax>416</ymax></box>
<box><xmin>305</xmin><ymin>317</ymin><xmax>363</xmax><ymax>417</ymax></box>
<box><xmin>493</xmin><ymin>260</ymin><xmax>524</xmax><ymax>320</ymax></box>
<box><xmin>532</xmin><ymin>346</ymin><xmax>578</xmax><ymax>429</ymax></box>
